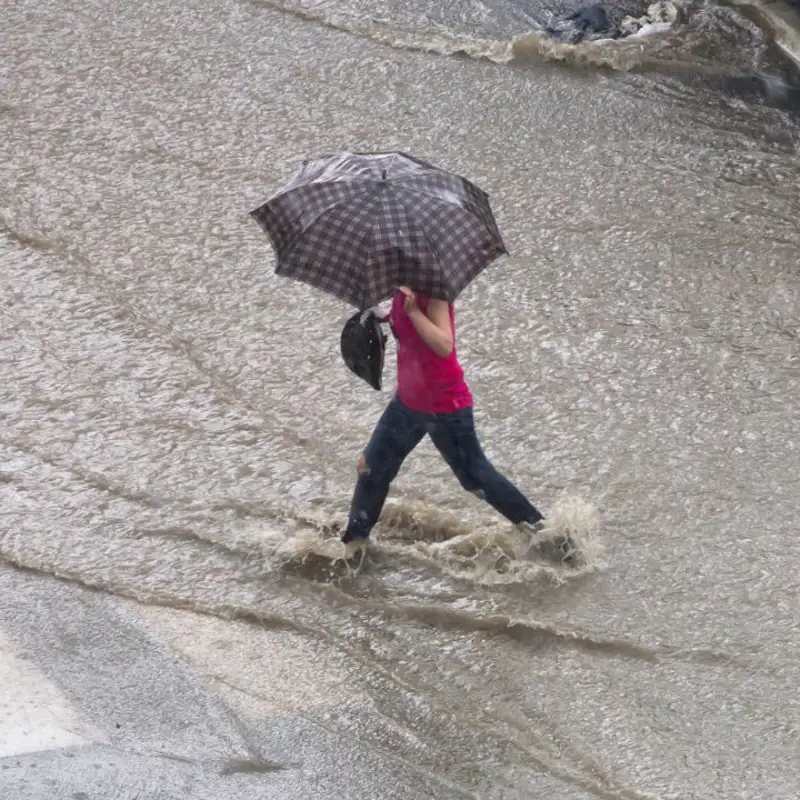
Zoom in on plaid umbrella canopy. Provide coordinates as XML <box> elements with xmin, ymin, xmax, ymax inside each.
<box><xmin>249</xmin><ymin>151</ymin><xmax>507</xmax><ymax>310</ymax></box>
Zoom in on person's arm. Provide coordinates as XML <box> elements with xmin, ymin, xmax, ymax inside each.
<box><xmin>400</xmin><ymin>288</ymin><xmax>453</xmax><ymax>358</ymax></box>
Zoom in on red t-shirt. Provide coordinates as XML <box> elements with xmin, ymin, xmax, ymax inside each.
<box><xmin>390</xmin><ymin>290</ymin><xmax>473</xmax><ymax>414</ymax></box>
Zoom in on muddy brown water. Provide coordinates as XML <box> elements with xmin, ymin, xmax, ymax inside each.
<box><xmin>2</xmin><ymin>0</ymin><xmax>799</xmax><ymax>797</ymax></box>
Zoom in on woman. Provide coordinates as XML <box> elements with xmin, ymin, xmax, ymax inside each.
<box><xmin>341</xmin><ymin>286</ymin><xmax>572</xmax><ymax>560</ymax></box>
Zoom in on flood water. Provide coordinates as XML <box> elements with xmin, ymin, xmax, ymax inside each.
<box><xmin>2</xmin><ymin>0</ymin><xmax>800</xmax><ymax>797</ymax></box>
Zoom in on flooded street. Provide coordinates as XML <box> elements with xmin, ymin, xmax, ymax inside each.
<box><xmin>2</xmin><ymin>0</ymin><xmax>799</xmax><ymax>797</ymax></box>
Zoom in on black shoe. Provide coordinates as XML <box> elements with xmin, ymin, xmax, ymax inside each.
<box><xmin>340</xmin><ymin>533</ymin><xmax>369</xmax><ymax>563</ymax></box>
<box><xmin>341</xmin><ymin>529</ymin><xmax>368</xmax><ymax>545</ymax></box>
<box><xmin>520</xmin><ymin>519</ymin><xmax>546</xmax><ymax>536</ymax></box>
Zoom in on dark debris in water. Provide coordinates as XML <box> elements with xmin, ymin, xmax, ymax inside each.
<box><xmin>544</xmin><ymin>0</ymin><xmax>679</xmax><ymax>43</ymax></box>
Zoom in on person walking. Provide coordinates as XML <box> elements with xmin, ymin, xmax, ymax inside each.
<box><xmin>247</xmin><ymin>151</ymin><xmax>575</xmax><ymax>562</ymax></box>
<box><xmin>341</xmin><ymin>286</ymin><xmax>573</xmax><ymax>561</ymax></box>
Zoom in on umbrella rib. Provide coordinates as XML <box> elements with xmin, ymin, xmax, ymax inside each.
<box><xmin>391</xmin><ymin>184</ymin><xmax>506</xmax><ymax>299</ymax></box>
<box><xmin>363</xmin><ymin>200</ymin><xmax>379</xmax><ymax>308</ymax></box>
<box><xmin>278</xmin><ymin>186</ymin><xmax>381</xmax><ymax>271</ymax></box>
<box><xmin>389</xmin><ymin>185</ymin><xmax>445</xmax><ymax>270</ymax></box>
<box><xmin>395</xmin><ymin>182</ymin><xmax>505</xmax><ymax>256</ymax></box>
<box><xmin>393</xmin><ymin>182</ymin><xmax>487</xmax><ymax>227</ymax></box>
<box><xmin>263</xmin><ymin>174</ymin><xmax>375</xmax><ymax>206</ymax></box>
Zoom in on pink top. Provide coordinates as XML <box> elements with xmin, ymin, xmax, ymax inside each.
<box><xmin>389</xmin><ymin>290</ymin><xmax>473</xmax><ymax>414</ymax></box>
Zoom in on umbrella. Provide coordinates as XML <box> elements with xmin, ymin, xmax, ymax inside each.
<box><xmin>340</xmin><ymin>309</ymin><xmax>388</xmax><ymax>390</ymax></box>
<box><xmin>249</xmin><ymin>151</ymin><xmax>507</xmax><ymax>310</ymax></box>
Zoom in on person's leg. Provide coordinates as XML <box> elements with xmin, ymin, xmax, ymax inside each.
<box><xmin>341</xmin><ymin>398</ymin><xmax>426</xmax><ymax>543</ymax></box>
<box><xmin>427</xmin><ymin>406</ymin><xmax>544</xmax><ymax>525</ymax></box>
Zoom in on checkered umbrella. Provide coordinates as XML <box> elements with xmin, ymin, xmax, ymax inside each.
<box><xmin>249</xmin><ymin>151</ymin><xmax>507</xmax><ymax>309</ymax></box>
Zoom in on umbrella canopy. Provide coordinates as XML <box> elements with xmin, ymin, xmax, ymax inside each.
<box><xmin>249</xmin><ymin>151</ymin><xmax>507</xmax><ymax>309</ymax></box>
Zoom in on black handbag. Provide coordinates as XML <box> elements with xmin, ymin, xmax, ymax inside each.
<box><xmin>340</xmin><ymin>309</ymin><xmax>388</xmax><ymax>390</ymax></box>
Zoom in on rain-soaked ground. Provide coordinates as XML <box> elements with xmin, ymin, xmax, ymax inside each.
<box><xmin>2</xmin><ymin>0</ymin><xmax>799</xmax><ymax>798</ymax></box>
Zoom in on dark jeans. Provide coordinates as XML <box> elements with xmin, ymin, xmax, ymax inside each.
<box><xmin>343</xmin><ymin>397</ymin><xmax>543</xmax><ymax>541</ymax></box>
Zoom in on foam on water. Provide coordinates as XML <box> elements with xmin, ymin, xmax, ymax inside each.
<box><xmin>270</xmin><ymin>493</ymin><xmax>605</xmax><ymax>586</ymax></box>
<box><xmin>246</xmin><ymin>0</ymin><xmax>800</xmax><ymax>86</ymax></box>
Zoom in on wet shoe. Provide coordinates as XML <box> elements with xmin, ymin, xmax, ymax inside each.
<box><xmin>340</xmin><ymin>529</ymin><xmax>369</xmax><ymax>561</ymax></box>
<box><xmin>519</xmin><ymin>519</ymin><xmax>546</xmax><ymax>536</ymax></box>
<box><xmin>341</xmin><ymin>528</ymin><xmax>368</xmax><ymax>545</ymax></box>
<box><xmin>520</xmin><ymin>520</ymin><xmax>578</xmax><ymax>565</ymax></box>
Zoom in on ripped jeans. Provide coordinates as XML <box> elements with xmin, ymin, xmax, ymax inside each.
<box><xmin>342</xmin><ymin>397</ymin><xmax>543</xmax><ymax>542</ymax></box>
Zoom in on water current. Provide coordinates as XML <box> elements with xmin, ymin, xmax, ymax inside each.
<box><xmin>2</xmin><ymin>0</ymin><xmax>799</xmax><ymax>797</ymax></box>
